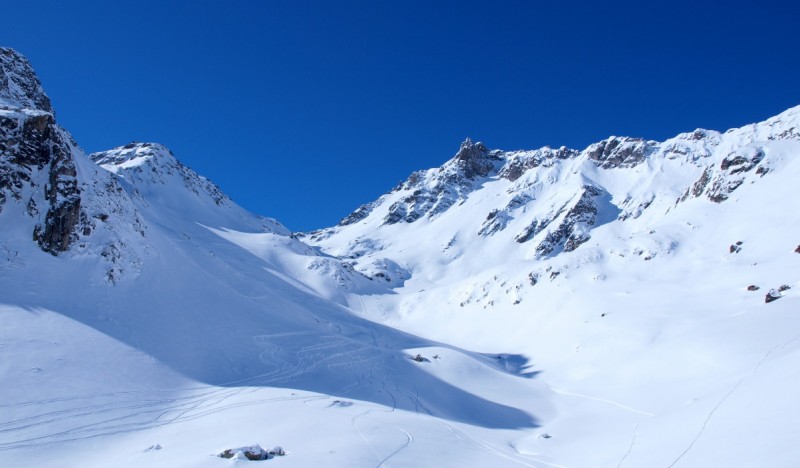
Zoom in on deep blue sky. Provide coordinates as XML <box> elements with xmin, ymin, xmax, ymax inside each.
<box><xmin>4</xmin><ymin>1</ymin><xmax>798</xmax><ymax>231</ymax></box>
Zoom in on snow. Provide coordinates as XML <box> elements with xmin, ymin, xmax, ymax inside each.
<box><xmin>2</xmin><ymin>47</ymin><xmax>800</xmax><ymax>466</ymax></box>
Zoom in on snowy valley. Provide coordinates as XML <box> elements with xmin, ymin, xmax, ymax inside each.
<box><xmin>1</xmin><ymin>46</ymin><xmax>799</xmax><ymax>467</ymax></box>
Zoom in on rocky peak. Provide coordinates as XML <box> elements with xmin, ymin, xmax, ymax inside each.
<box><xmin>453</xmin><ymin>138</ymin><xmax>498</xmax><ymax>179</ymax></box>
<box><xmin>0</xmin><ymin>48</ymin><xmax>53</xmax><ymax>114</ymax></box>
<box><xmin>455</xmin><ymin>137</ymin><xmax>488</xmax><ymax>160</ymax></box>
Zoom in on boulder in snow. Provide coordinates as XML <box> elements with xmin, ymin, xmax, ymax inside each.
<box><xmin>765</xmin><ymin>290</ymin><xmax>782</xmax><ymax>303</ymax></box>
<box><xmin>219</xmin><ymin>444</ymin><xmax>285</xmax><ymax>461</ymax></box>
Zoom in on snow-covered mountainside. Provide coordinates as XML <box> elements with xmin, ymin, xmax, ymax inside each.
<box><xmin>2</xmin><ymin>44</ymin><xmax>800</xmax><ymax>467</ymax></box>
<box><xmin>305</xmin><ymin>106</ymin><xmax>800</xmax><ymax>465</ymax></box>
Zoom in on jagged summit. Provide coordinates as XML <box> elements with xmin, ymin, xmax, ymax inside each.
<box><xmin>455</xmin><ymin>137</ymin><xmax>488</xmax><ymax>160</ymax></box>
<box><xmin>453</xmin><ymin>137</ymin><xmax>499</xmax><ymax>179</ymax></box>
<box><xmin>0</xmin><ymin>47</ymin><xmax>53</xmax><ymax>114</ymax></box>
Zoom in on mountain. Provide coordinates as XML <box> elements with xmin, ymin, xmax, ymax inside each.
<box><xmin>2</xmin><ymin>45</ymin><xmax>800</xmax><ymax>467</ymax></box>
<box><xmin>303</xmin><ymin>105</ymin><xmax>800</xmax><ymax>465</ymax></box>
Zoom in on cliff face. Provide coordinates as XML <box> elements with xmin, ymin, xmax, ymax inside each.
<box><xmin>0</xmin><ymin>48</ymin><xmax>85</xmax><ymax>254</ymax></box>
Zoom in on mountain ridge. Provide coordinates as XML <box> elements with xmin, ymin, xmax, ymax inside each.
<box><xmin>306</xmin><ymin>104</ymin><xmax>798</xmax><ymax>275</ymax></box>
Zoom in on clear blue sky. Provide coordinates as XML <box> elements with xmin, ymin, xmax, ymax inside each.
<box><xmin>4</xmin><ymin>1</ymin><xmax>798</xmax><ymax>231</ymax></box>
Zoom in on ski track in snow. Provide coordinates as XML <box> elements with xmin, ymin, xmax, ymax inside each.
<box><xmin>347</xmin><ymin>354</ymin><xmax>417</xmax><ymax>468</ymax></box>
<box><xmin>616</xmin><ymin>422</ymin><xmax>640</xmax><ymax>468</ymax></box>
<box><xmin>0</xmin><ymin>324</ymin><xmax>441</xmax><ymax>463</ymax></box>
<box><xmin>441</xmin><ymin>422</ymin><xmax>555</xmax><ymax>468</ymax></box>
<box><xmin>4</xmin><ymin>350</ymin><xmax>539</xmax><ymax>466</ymax></box>
<box><xmin>0</xmin><ymin>385</ymin><xmax>307</xmax><ymax>450</ymax></box>
<box><xmin>547</xmin><ymin>387</ymin><xmax>654</xmax><ymax>417</ymax></box>
<box><xmin>338</xmin><ymin>346</ymin><xmax>539</xmax><ymax>468</ymax></box>
<box><xmin>0</xmin><ymin>328</ymin><xmax>386</xmax><ymax>452</ymax></box>
<box><xmin>666</xmin><ymin>332</ymin><xmax>800</xmax><ymax>467</ymax></box>
<box><xmin>375</xmin><ymin>427</ymin><xmax>413</xmax><ymax>468</ymax></box>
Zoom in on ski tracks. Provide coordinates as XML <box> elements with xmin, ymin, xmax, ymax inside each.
<box><xmin>666</xmin><ymin>332</ymin><xmax>800</xmax><ymax>467</ymax></box>
<box><xmin>547</xmin><ymin>387</ymin><xmax>654</xmax><ymax>417</ymax></box>
<box><xmin>348</xmin><ymin>360</ymin><xmax>418</xmax><ymax>468</ymax></box>
<box><xmin>0</xmin><ymin>385</ymin><xmax>254</xmax><ymax>450</ymax></box>
<box><xmin>616</xmin><ymin>422</ymin><xmax>639</xmax><ymax>468</ymax></box>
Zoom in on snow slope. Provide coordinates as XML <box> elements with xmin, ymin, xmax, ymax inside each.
<box><xmin>2</xmin><ymin>45</ymin><xmax>800</xmax><ymax>467</ymax></box>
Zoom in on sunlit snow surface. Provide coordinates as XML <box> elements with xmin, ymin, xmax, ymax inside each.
<box><xmin>2</xmin><ymin>105</ymin><xmax>800</xmax><ymax>467</ymax></box>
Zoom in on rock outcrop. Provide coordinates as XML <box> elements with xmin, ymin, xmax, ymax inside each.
<box><xmin>0</xmin><ymin>48</ymin><xmax>86</xmax><ymax>254</ymax></box>
<box><xmin>585</xmin><ymin>136</ymin><xmax>655</xmax><ymax>169</ymax></box>
<box><xmin>532</xmin><ymin>186</ymin><xmax>608</xmax><ymax>258</ymax></box>
<box><xmin>382</xmin><ymin>138</ymin><xmax>503</xmax><ymax>225</ymax></box>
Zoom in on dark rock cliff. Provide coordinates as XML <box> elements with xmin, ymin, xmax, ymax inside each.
<box><xmin>0</xmin><ymin>48</ymin><xmax>85</xmax><ymax>255</ymax></box>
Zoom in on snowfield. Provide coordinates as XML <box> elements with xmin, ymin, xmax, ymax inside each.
<box><xmin>2</xmin><ymin>46</ymin><xmax>800</xmax><ymax>467</ymax></box>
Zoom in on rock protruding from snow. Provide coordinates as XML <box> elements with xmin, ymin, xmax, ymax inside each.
<box><xmin>0</xmin><ymin>48</ymin><xmax>53</xmax><ymax>114</ymax></box>
<box><xmin>219</xmin><ymin>444</ymin><xmax>285</xmax><ymax>461</ymax></box>
<box><xmin>705</xmin><ymin>147</ymin><xmax>766</xmax><ymax>203</ymax></box>
<box><xmin>585</xmin><ymin>136</ymin><xmax>655</xmax><ymax>169</ymax></box>
<box><xmin>499</xmin><ymin>146</ymin><xmax>578</xmax><ymax>181</ymax></box>
<box><xmin>338</xmin><ymin>200</ymin><xmax>378</xmax><ymax>226</ymax></box>
<box><xmin>765</xmin><ymin>289</ymin><xmax>782</xmax><ymax>303</ymax></box>
<box><xmin>479</xmin><ymin>208</ymin><xmax>512</xmax><ymax>237</ymax></box>
<box><xmin>531</xmin><ymin>185</ymin><xmax>613</xmax><ymax>258</ymax></box>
